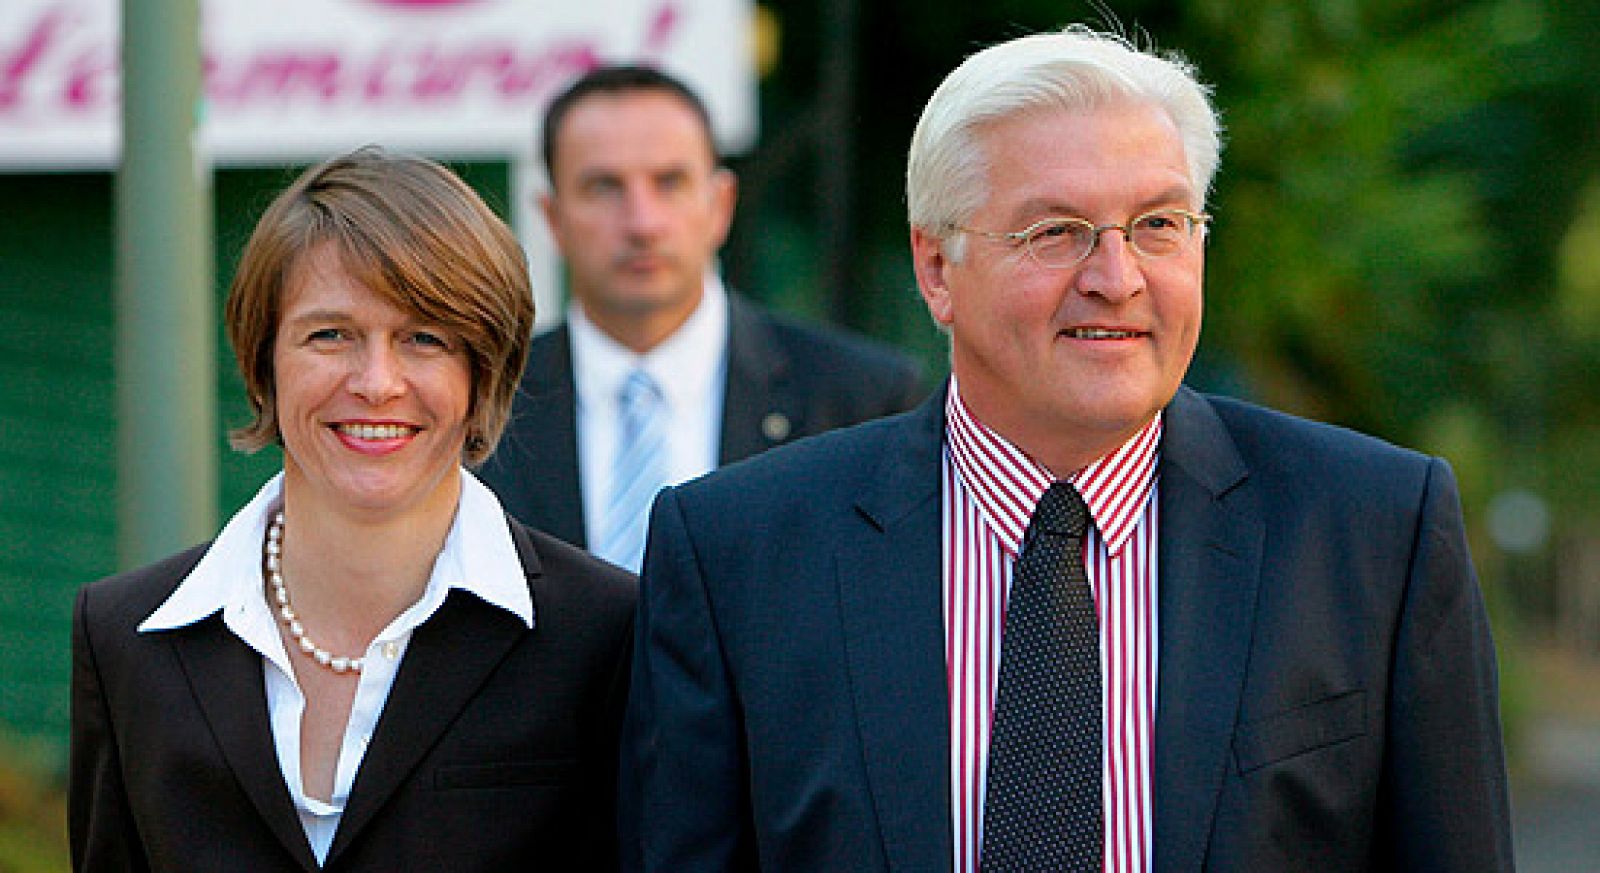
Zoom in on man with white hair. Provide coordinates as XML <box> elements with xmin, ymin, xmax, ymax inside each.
<box><xmin>620</xmin><ymin>26</ymin><xmax>1513</xmax><ymax>872</ymax></box>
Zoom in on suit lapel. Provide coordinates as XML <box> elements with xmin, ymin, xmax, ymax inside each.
<box><xmin>497</xmin><ymin>326</ymin><xmax>586</xmax><ymax>546</ymax></box>
<box><xmin>837</xmin><ymin>391</ymin><xmax>952</xmax><ymax>871</ymax></box>
<box><xmin>720</xmin><ymin>294</ymin><xmax>795</xmax><ymax>463</ymax></box>
<box><xmin>1152</xmin><ymin>387</ymin><xmax>1264</xmax><ymax>872</ymax></box>
<box><xmin>324</xmin><ymin>529</ymin><xmax>541</xmax><ymax>864</ymax></box>
<box><xmin>172</xmin><ymin>619</ymin><xmax>320</xmax><ymax>871</ymax></box>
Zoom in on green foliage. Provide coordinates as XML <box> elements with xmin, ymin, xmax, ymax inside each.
<box><xmin>1195</xmin><ymin>1</ymin><xmax>1528</xmax><ymax>437</ymax></box>
<box><xmin>0</xmin><ymin>734</ymin><xmax>68</xmax><ymax>873</ymax></box>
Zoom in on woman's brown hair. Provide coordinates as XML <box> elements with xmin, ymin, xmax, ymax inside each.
<box><xmin>225</xmin><ymin>147</ymin><xmax>533</xmax><ymax>466</ymax></box>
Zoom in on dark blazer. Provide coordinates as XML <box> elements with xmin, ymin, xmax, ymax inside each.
<box><xmin>621</xmin><ymin>384</ymin><xmax>1513</xmax><ymax>871</ymax></box>
<box><xmin>479</xmin><ymin>294</ymin><xmax>926</xmax><ymax>546</ymax></box>
<box><xmin>71</xmin><ymin>518</ymin><xmax>636</xmax><ymax>872</ymax></box>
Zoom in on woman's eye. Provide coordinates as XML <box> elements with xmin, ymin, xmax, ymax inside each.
<box><xmin>307</xmin><ymin>327</ymin><xmax>346</xmax><ymax>342</ymax></box>
<box><xmin>410</xmin><ymin>330</ymin><xmax>452</xmax><ymax>350</ymax></box>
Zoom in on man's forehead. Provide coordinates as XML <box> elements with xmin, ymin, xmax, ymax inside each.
<box><xmin>971</xmin><ymin>103</ymin><xmax>1194</xmax><ymax>213</ymax></box>
<box><xmin>572</xmin><ymin>156</ymin><xmax>701</xmax><ymax>181</ymax></box>
<box><xmin>551</xmin><ymin>91</ymin><xmax>716</xmax><ymax>172</ymax></box>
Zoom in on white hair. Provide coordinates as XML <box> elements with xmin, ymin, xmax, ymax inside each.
<box><xmin>907</xmin><ymin>26</ymin><xmax>1223</xmax><ymax>259</ymax></box>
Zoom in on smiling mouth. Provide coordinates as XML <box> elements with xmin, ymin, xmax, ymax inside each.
<box><xmin>335</xmin><ymin>423</ymin><xmax>418</xmax><ymax>440</ymax></box>
<box><xmin>1064</xmin><ymin>328</ymin><xmax>1146</xmax><ymax>339</ymax></box>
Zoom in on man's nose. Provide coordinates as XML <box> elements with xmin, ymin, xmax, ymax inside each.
<box><xmin>622</xmin><ymin>185</ymin><xmax>670</xmax><ymax>236</ymax></box>
<box><xmin>1075</xmin><ymin>228</ymin><xmax>1144</xmax><ymax>301</ymax></box>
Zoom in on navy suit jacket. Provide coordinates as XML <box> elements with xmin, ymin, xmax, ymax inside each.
<box><xmin>621</xmin><ymin>384</ymin><xmax>1513</xmax><ymax>871</ymax></box>
<box><xmin>71</xmin><ymin>519</ymin><xmax>635</xmax><ymax>872</ymax></box>
<box><xmin>479</xmin><ymin>294</ymin><xmax>926</xmax><ymax>547</ymax></box>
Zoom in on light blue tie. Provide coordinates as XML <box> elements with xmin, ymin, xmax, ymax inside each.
<box><xmin>596</xmin><ymin>369</ymin><xmax>667</xmax><ymax>573</ymax></box>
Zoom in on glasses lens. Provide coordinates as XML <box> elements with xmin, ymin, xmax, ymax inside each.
<box><xmin>1026</xmin><ymin>218</ymin><xmax>1095</xmax><ymax>267</ymax></box>
<box><xmin>1129</xmin><ymin>210</ymin><xmax>1192</xmax><ymax>257</ymax></box>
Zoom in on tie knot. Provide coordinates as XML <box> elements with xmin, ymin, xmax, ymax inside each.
<box><xmin>620</xmin><ymin>369</ymin><xmax>662</xmax><ymax>409</ymax></box>
<box><xmin>1030</xmin><ymin>482</ymin><xmax>1089</xmax><ymax>538</ymax></box>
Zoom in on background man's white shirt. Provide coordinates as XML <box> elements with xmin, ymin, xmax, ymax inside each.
<box><xmin>569</xmin><ymin>271</ymin><xmax>729</xmax><ymax>552</ymax></box>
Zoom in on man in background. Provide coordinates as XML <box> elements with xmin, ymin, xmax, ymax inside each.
<box><xmin>482</xmin><ymin>66</ymin><xmax>925</xmax><ymax>573</ymax></box>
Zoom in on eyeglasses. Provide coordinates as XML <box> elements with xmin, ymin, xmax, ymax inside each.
<box><xmin>954</xmin><ymin>208</ymin><xmax>1212</xmax><ymax>269</ymax></box>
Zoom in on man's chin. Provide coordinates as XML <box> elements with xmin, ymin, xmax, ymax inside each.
<box><xmin>595</xmin><ymin>284</ymin><xmax>700</xmax><ymax>317</ymax></box>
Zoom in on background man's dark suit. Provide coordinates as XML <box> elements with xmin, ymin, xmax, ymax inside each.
<box><xmin>72</xmin><ymin>521</ymin><xmax>635</xmax><ymax>872</ymax></box>
<box><xmin>480</xmin><ymin>294</ymin><xmax>926</xmax><ymax>547</ymax></box>
<box><xmin>621</xmin><ymin>385</ymin><xmax>1513</xmax><ymax>871</ymax></box>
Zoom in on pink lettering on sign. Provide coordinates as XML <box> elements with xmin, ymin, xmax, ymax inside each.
<box><xmin>0</xmin><ymin>9</ymin><xmax>63</xmax><ymax>109</ymax></box>
<box><xmin>201</xmin><ymin>40</ymin><xmax>603</xmax><ymax>107</ymax></box>
<box><xmin>642</xmin><ymin>3</ymin><xmax>679</xmax><ymax>59</ymax></box>
<box><xmin>63</xmin><ymin>42</ymin><xmax>114</xmax><ymax>109</ymax></box>
<box><xmin>0</xmin><ymin>1</ymin><xmax>686</xmax><ymax>120</ymax></box>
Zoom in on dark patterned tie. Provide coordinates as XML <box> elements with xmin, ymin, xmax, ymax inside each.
<box><xmin>981</xmin><ymin>482</ymin><xmax>1101</xmax><ymax>872</ymax></box>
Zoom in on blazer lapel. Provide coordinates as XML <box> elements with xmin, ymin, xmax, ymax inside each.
<box><xmin>1152</xmin><ymin>387</ymin><xmax>1264</xmax><ymax>872</ymax></box>
<box><xmin>324</xmin><ymin>530</ymin><xmax>540</xmax><ymax>864</ymax></box>
<box><xmin>172</xmin><ymin>619</ymin><xmax>320</xmax><ymax>871</ymax></box>
<box><xmin>837</xmin><ymin>390</ymin><xmax>952</xmax><ymax>871</ymax></box>
<box><xmin>720</xmin><ymin>294</ymin><xmax>796</xmax><ymax>464</ymax></box>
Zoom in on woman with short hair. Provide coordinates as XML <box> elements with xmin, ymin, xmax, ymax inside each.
<box><xmin>70</xmin><ymin>147</ymin><xmax>634</xmax><ymax>871</ymax></box>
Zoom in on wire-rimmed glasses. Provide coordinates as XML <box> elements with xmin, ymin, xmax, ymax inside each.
<box><xmin>953</xmin><ymin>208</ymin><xmax>1212</xmax><ymax>269</ymax></box>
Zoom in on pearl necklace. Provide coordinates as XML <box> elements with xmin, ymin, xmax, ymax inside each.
<box><xmin>266</xmin><ymin>511</ymin><xmax>364</xmax><ymax>674</ymax></box>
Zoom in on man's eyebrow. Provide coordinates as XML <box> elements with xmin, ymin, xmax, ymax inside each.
<box><xmin>575</xmin><ymin>167</ymin><xmax>622</xmax><ymax>184</ymax></box>
<box><xmin>997</xmin><ymin>187</ymin><xmax>1193</xmax><ymax>227</ymax></box>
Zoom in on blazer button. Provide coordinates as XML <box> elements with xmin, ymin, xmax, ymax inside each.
<box><xmin>762</xmin><ymin>412</ymin><xmax>792</xmax><ymax>443</ymax></box>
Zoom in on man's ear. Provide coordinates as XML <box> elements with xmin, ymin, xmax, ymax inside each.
<box><xmin>538</xmin><ymin>191</ymin><xmax>559</xmax><ymax>232</ymax></box>
<box><xmin>709</xmin><ymin>168</ymin><xmax>738</xmax><ymax>249</ymax></box>
<box><xmin>911</xmin><ymin>226</ymin><xmax>956</xmax><ymax>327</ymax></box>
<box><xmin>539</xmin><ymin>191</ymin><xmax>569</xmax><ymax>252</ymax></box>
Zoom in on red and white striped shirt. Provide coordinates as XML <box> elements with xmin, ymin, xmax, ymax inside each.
<box><xmin>943</xmin><ymin>380</ymin><xmax>1161</xmax><ymax>873</ymax></box>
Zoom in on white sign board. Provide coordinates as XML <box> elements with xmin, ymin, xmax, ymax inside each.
<box><xmin>0</xmin><ymin>0</ymin><xmax>756</xmax><ymax>169</ymax></box>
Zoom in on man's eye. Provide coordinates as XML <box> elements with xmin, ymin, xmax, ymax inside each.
<box><xmin>583</xmin><ymin>177</ymin><xmax>623</xmax><ymax>197</ymax></box>
<box><xmin>307</xmin><ymin>328</ymin><xmax>347</xmax><ymax>342</ymax></box>
<box><xmin>1030</xmin><ymin>221</ymin><xmax>1090</xmax><ymax>244</ymax></box>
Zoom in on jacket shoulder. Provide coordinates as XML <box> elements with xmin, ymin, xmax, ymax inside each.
<box><xmin>681</xmin><ymin>403</ymin><xmax>923</xmax><ymax>502</ymax></box>
<box><xmin>77</xmin><ymin>543</ymin><xmax>211</xmax><ymax>630</ymax></box>
<box><xmin>1191</xmin><ymin>391</ymin><xmax>1443</xmax><ymax>505</ymax></box>
<box><xmin>512</xmin><ymin>519</ymin><xmax>637</xmax><ymax>621</ymax></box>
<box><xmin>1203</xmin><ymin>392</ymin><xmax>1429</xmax><ymax>467</ymax></box>
<box><xmin>755</xmin><ymin>308</ymin><xmax>922</xmax><ymax>382</ymax></box>
<box><xmin>515</xmin><ymin>325</ymin><xmax>573</xmax><ymax>390</ymax></box>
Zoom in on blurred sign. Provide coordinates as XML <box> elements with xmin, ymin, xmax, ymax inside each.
<box><xmin>0</xmin><ymin>0</ymin><xmax>756</xmax><ymax>169</ymax></box>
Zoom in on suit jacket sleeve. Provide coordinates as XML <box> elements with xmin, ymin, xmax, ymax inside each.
<box><xmin>1378</xmin><ymin>458</ymin><xmax>1513</xmax><ymax>869</ymax></box>
<box><xmin>619</xmin><ymin>487</ymin><xmax>756</xmax><ymax>872</ymax></box>
<box><xmin>70</xmin><ymin>584</ymin><xmax>152</xmax><ymax>873</ymax></box>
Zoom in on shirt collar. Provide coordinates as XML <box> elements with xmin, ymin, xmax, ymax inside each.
<box><xmin>944</xmin><ymin>376</ymin><xmax>1162</xmax><ymax>558</ymax></box>
<box><xmin>139</xmin><ymin>469</ymin><xmax>534</xmax><ymax>637</ymax></box>
<box><xmin>568</xmin><ymin>270</ymin><xmax>729</xmax><ymax>415</ymax></box>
